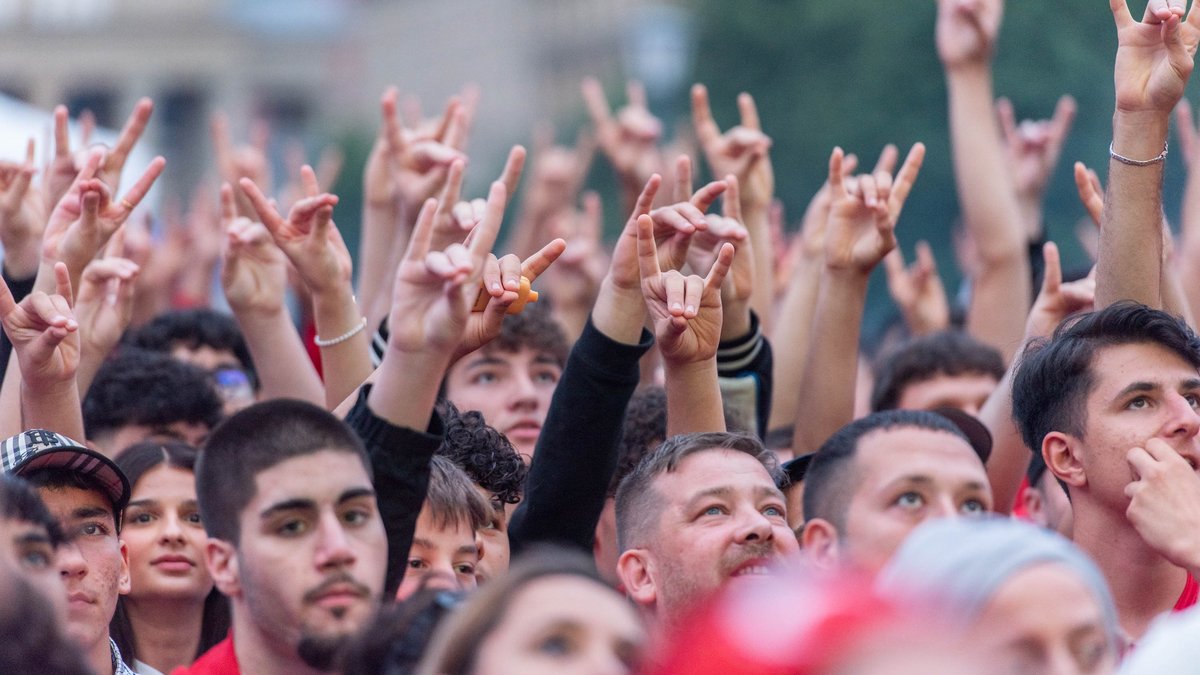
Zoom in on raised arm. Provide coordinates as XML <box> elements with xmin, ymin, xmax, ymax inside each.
<box><xmin>937</xmin><ymin>0</ymin><xmax>1030</xmax><ymax>362</ymax></box>
<box><xmin>582</xmin><ymin>78</ymin><xmax>666</xmax><ymax>212</ymax></box>
<box><xmin>793</xmin><ymin>144</ymin><xmax>925</xmax><ymax>456</ymax></box>
<box><xmin>1097</xmin><ymin>0</ymin><xmax>1200</xmax><ymax>308</ymax></box>
<box><xmin>997</xmin><ymin>95</ymin><xmax>1077</xmax><ymax>242</ymax></box>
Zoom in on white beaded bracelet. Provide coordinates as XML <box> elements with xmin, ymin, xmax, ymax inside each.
<box><xmin>1109</xmin><ymin>142</ymin><xmax>1167</xmax><ymax>167</ymax></box>
<box><xmin>314</xmin><ymin>317</ymin><xmax>367</xmax><ymax>347</ymax></box>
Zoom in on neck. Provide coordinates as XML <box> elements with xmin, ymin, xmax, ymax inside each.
<box><xmin>1072</xmin><ymin>502</ymin><xmax>1186</xmax><ymax>639</ymax></box>
<box><xmin>124</xmin><ymin>595</ymin><xmax>206</xmax><ymax>672</ymax></box>
<box><xmin>231</xmin><ymin>603</ymin><xmax>330</xmax><ymax>675</ymax></box>
<box><xmin>88</xmin><ymin>636</ymin><xmax>115</xmax><ymax>675</ymax></box>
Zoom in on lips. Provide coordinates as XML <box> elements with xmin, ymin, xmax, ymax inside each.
<box><xmin>504</xmin><ymin>420</ymin><xmax>542</xmax><ymax>441</ymax></box>
<box><xmin>67</xmin><ymin>591</ymin><xmax>96</xmax><ymax>606</ymax></box>
<box><xmin>151</xmin><ymin>554</ymin><xmax>196</xmax><ymax>573</ymax></box>
<box><xmin>305</xmin><ymin>576</ymin><xmax>371</xmax><ymax>610</ymax></box>
<box><xmin>730</xmin><ymin>558</ymin><xmax>775</xmax><ymax>579</ymax></box>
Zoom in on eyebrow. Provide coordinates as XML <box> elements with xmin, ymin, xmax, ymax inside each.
<box><xmin>15</xmin><ymin>531</ymin><xmax>51</xmax><ymax>546</ymax></box>
<box><xmin>260</xmin><ymin>487</ymin><xmax>376</xmax><ymax>520</ymax></box>
<box><xmin>463</xmin><ymin>355</ymin><xmax>509</xmax><ymax>369</ymax></box>
<box><xmin>885</xmin><ymin>475</ymin><xmax>988</xmax><ymax>492</ymax></box>
<box><xmin>71</xmin><ymin>506</ymin><xmax>114</xmax><ymax>521</ymax></box>
<box><xmin>683</xmin><ymin>484</ymin><xmax>784</xmax><ymax>511</ymax></box>
<box><xmin>127</xmin><ymin>498</ymin><xmax>200</xmax><ymax>510</ymax></box>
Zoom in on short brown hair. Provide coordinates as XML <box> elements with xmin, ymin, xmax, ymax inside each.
<box><xmin>424</xmin><ymin>455</ymin><xmax>491</xmax><ymax>533</ymax></box>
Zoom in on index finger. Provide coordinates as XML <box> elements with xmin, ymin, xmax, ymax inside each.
<box><xmin>467</xmin><ymin>181</ymin><xmax>507</xmax><ymax>262</ymax></box>
<box><xmin>220</xmin><ymin>182</ymin><xmax>237</xmax><ymax>223</ymax></box>
<box><xmin>109</xmin><ymin>97</ymin><xmax>153</xmax><ymax>166</ymax></box>
<box><xmin>380</xmin><ymin>87</ymin><xmax>407</xmax><ymax>159</ymax></box>
<box><xmin>632</xmin><ymin>174</ymin><xmax>662</xmax><ymax>219</ymax></box>
<box><xmin>300</xmin><ymin>164</ymin><xmax>320</xmax><ymax>197</ymax></box>
<box><xmin>1040</xmin><ymin>241</ymin><xmax>1062</xmax><ymax>298</ymax></box>
<box><xmin>53</xmin><ymin>105</ymin><xmax>71</xmax><ymax>159</ymax></box>
<box><xmin>691</xmin><ymin>83</ymin><xmax>721</xmax><ymax>144</ymax></box>
<box><xmin>238</xmin><ymin>177</ymin><xmax>284</xmax><ymax>231</ymax></box>
<box><xmin>704</xmin><ymin>242</ymin><xmax>735</xmax><ymax>292</ymax></box>
<box><xmin>674</xmin><ymin>154</ymin><xmax>693</xmax><ymax>203</ymax></box>
<box><xmin>722</xmin><ymin>174</ymin><xmax>742</xmax><ymax>223</ymax></box>
<box><xmin>636</xmin><ymin>213</ymin><xmax>662</xmax><ymax>280</ymax></box>
<box><xmin>738</xmin><ymin>92</ymin><xmax>762</xmax><ymax>131</ymax></box>
<box><xmin>497</xmin><ymin>145</ymin><xmax>526</xmax><ymax>197</ymax></box>
<box><xmin>889</xmin><ymin>143</ymin><xmax>926</xmax><ymax>210</ymax></box>
<box><xmin>582</xmin><ymin>78</ymin><xmax>614</xmax><ymax>128</ymax></box>
<box><xmin>54</xmin><ymin>261</ymin><xmax>74</xmax><ymax>308</ymax></box>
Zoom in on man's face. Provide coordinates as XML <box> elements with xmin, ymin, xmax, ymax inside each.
<box><xmin>839</xmin><ymin>426</ymin><xmax>991</xmax><ymax>573</ymax></box>
<box><xmin>38</xmin><ymin>485</ymin><xmax>129</xmax><ymax>651</ymax></box>
<box><xmin>637</xmin><ymin>449</ymin><xmax>798</xmax><ymax>619</ymax></box>
<box><xmin>475</xmin><ymin>485</ymin><xmax>510</xmax><ymax>584</ymax></box>
<box><xmin>443</xmin><ymin>347</ymin><xmax>561</xmax><ymax>459</ymax></box>
<box><xmin>229</xmin><ymin>450</ymin><xmax>386</xmax><ymax>665</ymax></box>
<box><xmin>394</xmin><ymin>508</ymin><xmax>479</xmax><ymax>601</ymax></box>
<box><xmin>895</xmin><ymin>372</ymin><xmax>998</xmax><ymax>416</ymax></box>
<box><xmin>171</xmin><ymin>344</ymin><xmax>255</xmax><ymax>414</ymax></box>
<box><xmin>1</xmin><ymin>517</ymin><xmax>67</xmax><ymax>625</ymax></box>
<box><xmin>1070</xmin><ymin>342</ymin><xmax>1200</xmax><ymax>511</ymax></box>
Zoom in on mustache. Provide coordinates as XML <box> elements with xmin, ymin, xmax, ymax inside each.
<box><xmin>302</xmin><ymin>572</ymin><xmax>371</xmax><ymax>604</ymax></box>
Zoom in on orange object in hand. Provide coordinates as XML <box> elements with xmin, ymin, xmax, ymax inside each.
<box><xmin>473</xmin><ymin>276</ymin><xmax>539</xmax><ymax>314</ymax></box>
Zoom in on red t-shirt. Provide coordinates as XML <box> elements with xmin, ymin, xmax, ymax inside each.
<box><xmin>1174</xmin><ymin>573</ymin><xmax>1198</xmax><ymax>612</ymax></box>
<box><xmin>171</xmin><ymin>634</ymin><xmax>239</xmax><ymax>675</ymax></box>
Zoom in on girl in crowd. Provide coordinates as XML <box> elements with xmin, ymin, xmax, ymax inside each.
<box><xmin>110</xmin><ymin>441</ymin><xmax>229</xmax><ymax>675</ymax></box>
<box><xmin>417</xmin><ymin>549</ymin><xmax>645</xmax><ymax>675</ymax></box>
<box><xmin>876</xmin><ymin>517</ymin><xmax>1120</xmax><ymax>674</ymax></box>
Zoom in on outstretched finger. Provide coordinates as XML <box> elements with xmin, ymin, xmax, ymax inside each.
<box><xmin>883</xmin><ymin>248</ymin><xmax>907</xmax><ymax>285</ymax></box>
<box><xmin>674</xmin><ymin>154</ymin><xmax>693</xmax><ymax>204</ymax></box>
<box><xmin>738</xmin><ymin>92</ymin><xmax>762</xmax><ymax>131</ymax></box>
<box><xmin>438</xmin><ymin>160</ymin><xmax>467</xmax><ymax>216</ymax></box>
<box><xmin>380</xmin><ymin>87</ymin><xmax>407</xmax><ymax>160</ymax></box>
<box><xmin>1074</xmin><ymin>161</ymin><xmax>1104</xmax><ymax>227</ymax></box>
<box><xmin>220</xmin><ymin>182</ymin><xmax>238</xmax><ymax>223</ymax></box>
<box><xmin>498</xmin><ymin>145</ymin><xmax>526</xmax><ymax>196</ymax></box>
<box><xmin>873</xmin><ymin>143</ymin><xmax>899</xmax><ymax>175</ymax></box>
<box><xmin>691</xmin><ymin>83</ymin><xmax>720</xmax><ymax>144</ymax></box>
<box><xmin>118</xmin><ymin>156</ymin><xmax>166</xmax><ymax>216</ymax></box>
<box><xmin>889</xmin><ymin>143</ymin><xmax>926</xmax><ymax>211</ymax></box>
<box><xmin>1048</xmin><ymin>95</ymin><xmax>1078</xmax><ymax>146</ymax></box>
<box><xmin>691</xmin><ymin>180</ymin><xmax>727</xmax><ymax>213</ymax></box>
<box><xmin>636</xmin><ymin>214</ymin><xmax>663</xmax><ymax>280</ymax></box>
<box><xmin>723</xmin><ymin>175</ymin><xmax>743</xmax><ymax>223</ymax></box>
<box><xmin>467</xmin><ymin>182</ymin><xmax>507</xmax><ymax>263</ymax></box>
<box><xmin>704</xmin><ymin>242</ymin><xmax>735</xmax><ymax>294</ymax></box>
<box><xmin>1040</xmin><ymin>240</ymin><xmax>1063</xmax><ymax>298</ymax></box>
<box><xmin>300</xmin><ymin>164</ymin><xmax>321</xmax><ymax>197</ymax></box>
<box><xmin>109</xmin><ymin>98</ymin><xmax>153</xmax><ymax>168</ymax></box>
<box><xmin>405</xmin><ymin>198</ymin><xmax>439</xmax><ymax>263</ymax></box>
<box><xmin>521</xmin><ymin>238</ymin><xmax>567</xmax><ymax>281</ymax></box>
<box><xmin>828</xmin><ymin>147</ymin><xmax>847</xmax><ymax>197</ymax></box>
<box><xmin>53</xmin><ymin>106</ymin><xmax>71</xmax><ymax>160</ymax></box>
<box><xmin>996</xmin><ymin>97</ymin><xmax>1018</xmax><ymax>147</ymax></box>
<box><xmin>632</xmin><ymin>174</ymin><xmax>662</xmax><ymax>219</ymax></box>
<box><xmin>582</xmin><ymin>78</ymin><xmax>614</xmax><ymax>130</ymax></box>
<box><xmin>238</xmin><ymin>177</ymin><xmax>284</xmax><ymax>231</ymax></box>
<box><xmin>53</xmin><ymin>261</ymin><xmax>75</xmax><ymax>309</ymax></box>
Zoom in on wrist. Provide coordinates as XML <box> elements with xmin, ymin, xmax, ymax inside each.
<box><xmin>1112</xmin><ymin>110</ymin><xmax>1170</xmax><ymax>158</ymax></box>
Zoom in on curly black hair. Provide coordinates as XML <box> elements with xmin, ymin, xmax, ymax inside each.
<box><xmin>436</xmin><ymin>400</ymin><xmax>527</xmax><ymax>507</ymax></box>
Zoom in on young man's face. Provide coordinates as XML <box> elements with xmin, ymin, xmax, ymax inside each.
<box><xmin>1068</xmin><ymin>342</ymin><xmax>1200</xmax><ymax>512</ymax></box>
<box><xmin>1</xmin><ymin>516</ymin><xmax>66</xmax><ymax>625</ymax></box>
<box><xmin>226</xmin><ymin>450</ymin><xmax>386</xmax><ymax>663</ymax></box>
<box><xmin>895</xmin><ymin>372</ymin><xmax>998</xmax><ymax>416</ymax></box>
<box><xmin>443</xmin><ymin>347</ymin><xmax>561</xmax><ymax>459</ymax></box>
<box><xmin>38</xmin><ymin>485</ymin><xmax>130</xmax><ymax>652</ymax></box>
<box><xmin>624</xmin><ymin>449</ymin><xmax>798</xmax><ymax>621</ymax></box>
<box><xmin>475</xmin><ymin>485</ymin><xmax>510</xmax><ymax>584</ymax></box>
<box><xmin>395</xmin><ymin>507</ymin><xmax>479</xmax><ymax>601</ymax></box>
<box><xmin>835</xmin><ymin>426</ymin><xmax>991</xmax><ymax>574</ymax></box>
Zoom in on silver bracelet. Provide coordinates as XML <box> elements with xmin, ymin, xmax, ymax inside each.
<box><xmin>1109</xmin><ymin>142</ymin><xmax>1168</xmax><ymax>166</ymax></box>
<box><xmin>314</xmin><ymin>317</ymin><xmax>367</xmax><ymax>347</ymax></box>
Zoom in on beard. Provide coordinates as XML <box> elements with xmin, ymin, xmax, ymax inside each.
<box><xmin>297</xmin><ymin>632</ymin><xmax>350</xmax><ymax>672</ymax></box>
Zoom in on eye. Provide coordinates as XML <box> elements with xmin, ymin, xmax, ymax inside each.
<box><xmin>1126</xmin><ymin>396</ymin><xmax>1150</xmax><ymax>410</ymax></box>
<box><xmin>129</xmin><ymin>512</ymin><xmax>155</xmax><ymax>525</ymax></box>
<box><xmin>341</xmin><ymin>507</ymin><xmax>373</xmax><ymax>527</ymax></box>
<box><xmin>894</xmin><ymin>492</ymin><xmax>924</xmax><ymax>510</ymax></box>
<box><xmin>762</xmin><ymin>505</ymin><xmax>786</xmax><ymax>518</ymax></box>
<box><xmin>79</xmin><ymin>522</ymin><xmax>111</xmax><ymax>537</ymax></box>
<box><xmin>470</xmin><ymin>371</ymin><xmax>499</xmax><ymax>385</ymax></box>
<box><xmin>960</xmin><ymin>499</ymin><xmax>987</xmax><ymax>515</ymax></box>
<box><xmin>454</xmin><ymin>562</ymin><xmax>476</xmax><ymax>575</ymax></box>
<box><xmin>537</xmin><ymin>633</ymin><xmax>574</xmax><ymax>657</ymax></box>
<box><xmin>184</xmin><ymin>512</ymin><xmax>203</xmax><ymax>526</ymax></box>
<box><xmin>1186</xmin><ymin>393</ymin><xmax>1200</xmax><ymax>409</ymax></box>
<box><xmin>407</xmin><ymin>558</ymin><xmax>428</xmax><ymax>570</ymax></box>
<box><xmin>19</xmin><ymin>545</ymin><xmax>53</xmax><ymax>570</ymax></box>
<box><xmin>533</xmin><ymin>369</ymin><xmax>560</xmax><ymax>385</ymax></box>
<box><xmin>276</xmin><ymin>519</ymin><xmax>308</xmax><ymax>537</ymax></box>
<box><xmin>701</xmin><ymin>504</ymin><xmax>726</xmax><ymax>517</ymax></box>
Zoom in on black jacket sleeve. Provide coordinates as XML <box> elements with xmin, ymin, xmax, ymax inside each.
<box><xmin>507</xmin><ymin>316</ymin><xmax>653</xmax><ymax>556</ymax></box>
<box><xmin>716</xmin><ymin>311</ymin><xmax>773</xmax><ymax>438</ymax></box>
<box><xmin>344</xmin><ymin>384</ymin><xmax>443</xmax><ymax>597</ymax></box>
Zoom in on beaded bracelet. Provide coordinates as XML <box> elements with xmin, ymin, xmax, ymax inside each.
<box><xmin>314</xmin><ymin>317</ymin><xmax>367</xmax><ymax>347</ymax></box>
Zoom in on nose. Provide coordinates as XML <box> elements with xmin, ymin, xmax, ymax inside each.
<box><xmin>58</xmin><ymin>539</ymin><xmax>87</xmax><ymax>580</ymax></box>
<box><xmin>507</xmin><ymin>371</ymin><xmax>539</xmax><ymax>410</ymax></box>
<box><xmin>313</xmin><ymin>512</ymin><xmax>356</xmax><ymax>571</ymax></box>
<box><xmin>159</xmin><ymin>511</ymin><xmax>185</xmax><ymax>545</ymax></box>
<box><xmin>735</xmin><ymin>507</ymin><xmax>774</xmax><ymax>544</ymax></box>
<box><xmin>1162</xmin><ymin>391</ymin><xmax>1200</xmax><ymax>441</ymax></box>
<box><xmin>928</xmin><ymin>495</ymin><xmax>960</xmax><ymax>521</ymax></box>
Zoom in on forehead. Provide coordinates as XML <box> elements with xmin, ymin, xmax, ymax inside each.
<box><xmin>897</xmin><ymin>372</ymin><xmax>998</xmax><ymax>409</ymax></box>
<box><xmin>244</xmin><ymin>450</ymin><xmax>372</xmax><ymax>513</ymax></box>
<box><xmin>656</xmin><ymin>448</ymin><xmax>778</xmax><ymax>500</ymax></box>
<box><xmin>1087</xmin><ymin>342</ymin><xmax>1200</xmax><ymax>396</ymax></box>
<box><xmin>457</xmin><ymin>346</ymin><xmax>560</xmax><ymax>370</ymax></box>
<box><xmin>130</xmin><ymin>465</ymin><xmax>196</xmax><ymax>500</ymax></box>
<box><xmin>510</xmin><ymin>574</ymin><xmax>642</xmax><ymax>634</ymax></box>
<box><xmin>36</xmin><ymin>485</ymin><xmax>116</xmax><ymax>524</ymax></box>
<box><xmin>853</xmin><ymin>426</ymin><xmax>986</xmax><ymax>488</ymax></box>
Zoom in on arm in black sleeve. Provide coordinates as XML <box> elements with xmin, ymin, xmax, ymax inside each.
<box><xmin>344</xmin><ymin>383</ymin><xmax>443</xmax><ymax>597</ymax></box>
<box><xmin>0</xmin><ymin>266</ymin><xmax>36</xmax><ymax>382</ymax></box>
<box><xmin>717</xmin><ymin>311</ymin><xmax>773</xmax><ymax>438</ymax></box>
<box><xmin>507</xmin><ymin>316</ymin><xmax>653</xmax><ymax>556</ymax></box>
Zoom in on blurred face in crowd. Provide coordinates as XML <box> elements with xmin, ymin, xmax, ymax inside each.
<box><xmin>472</xmin><ymin>574</ymin><xmax>645</xmax><ymax>675</ymax></box>
<box><xmin>1048</xmin><ymin>342</ymin><xmax>1200</xmax><ymax>514</ymax></box>
<box><xmin>96</xmin><ymin>422</ymin><xmax>212</xmax><ymax>460</ymax></box>
<box><xmin>1023</xmin><ymin>473</ymin><xmax>1074</xmax><ymax>539</ymax></box>
<box><xmin>121</xmin><ymin>465</ymin><xmax>213</xmax><ymax>605</ymax></box>
<box><xmin>475</xmin><ymin>486</ymin><xmax>511</xmax><ymax>584</ymax></box>
<box><xmin>39</xmin><ymin>485</ymin><xmax>130</xmax><ymax>653</ymax></box>
<box><xmin>170</xmin><ymin>344</ymin><xmax>256</xmax><ymax>414</ymax></box>
<box><xmin>2</xmin><ymin>514</ymin><xmax>66</xmax><ymax>624</ymax></box>
<box><xmin>970</xmin><ymin>564</ymin><xmax>1116</xmax><ymax>674</ymax></box>
<box><xmin>895</xmin><ymin>372</ymin><xmax>998</xmax><ymax>416</ymax></box>
<box><xmin>444</xmin><ymin>347</ymin><xmax>562</xmax><ymax>459</ymax></box>
<box><xmin>208</xmin><ymin>450</ymin><xmax>386</xmax><ymax>668</ymax></box>
<box><xmin>804</xmin><ymin>426</ymin><xmax>991</xmax><ymax>574</ymax></box>
<box><xmin>620</xmin><ymin>449</ymin><xmax>798</xmax><ymax>622</ymax></box>
<box><xmin>395</xmin><ymin>508</ymin><xmax>480</xmax><ymax>602</ymax></box>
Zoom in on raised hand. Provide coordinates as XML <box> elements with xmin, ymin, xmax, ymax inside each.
<box><xmin>432</xmin><ymin>145</ymin><xmax>525</xmax><ymax>252</ymax></box>
<box><xmin>691</xmin><ymin>84</ymin><xmax>774</xmax><ymax>211</ymax></box>
<box><xmin>936</xmin><ymin>0</ymin><xmax>1003</xmax><ymax>68</ymax></box>
<box><xmin>542</xmin><ymin>192</ymin><xmax>608</xmax><ymax>314</ymax></box>
<box><xmin>381</xmin><ymin>87</ymin><xmax>468</xmax><ymax>217</ymax></box>
<box><xmin>637</xmin><ymin>211</ymin><xmax>734</xmax><ymax>364</ymax></box>
<box><xmin>647</xmin><ymin>155</ymin><xmax>727</xmax><ymax>272</ymax></box>
<box><xmin>1125</xmin><ymin>437</ymin><xmax>1200</xmax><ymax>575</ymax></box>
<box><xmin>582</xmin><ymin>77</ymin><xmax>664</xmax><ymax>190</ymax></box>
<box><xmin>883</xmin><ymin>241</ymin><xmax>950</xmax><ymax>336</ymax></box>
<box><xmin>1112</xmin><ymin>0</ymin><xmax>1200</xmax><ymax>114</ymax></box>
<box><xmin>997</xmin><ymin>95</ymin><xmax>1076</xmax><ymax>236</ymax></box>
<box><xmin>0</xmin><ymin>139</ymin><xmax>44</xmax><ymax>278</ymax></box>
<box><xmin>212</xmin><ymin>113</ymin><xmax>273</xmax><ymax>219</ymax></box>
<box><xmin>0</xmin><ymin>261</ymin><xmax>78</xmax><ymax>385</ymax></box>
<box><xmin>219</xmin><ymin>184</ymin><xmax>288</xmax><ymax>316</ymax></box>
<box><xmin>1024</xmin><ymin>241</ymin><xmax>1095</xmax><ymax>340</ymax></box>
<box><xmin>824</xmin><ymin>144</ymin><xmax>925</xmax><ymax>272</ymax></box>
<box><xmin>240</xmin><ymin>167</ymin><xmax>351</xmax><ymax>297</ymax></box>
<box><xmin>74</xmin><ymin>231</ymin><xmax>139</xmax><ymax>375</ymax></box>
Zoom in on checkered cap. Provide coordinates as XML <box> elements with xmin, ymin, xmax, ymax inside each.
<box><xmin>0</xmin><ymin>429</ymin><xmax>130</xmax><ymax>511</ymax></box>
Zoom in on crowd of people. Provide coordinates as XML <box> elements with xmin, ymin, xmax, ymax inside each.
<box><xmin>4</xmin><ymin>0</ymin><xmax>1200</xmax><ymax>672</ymax></box>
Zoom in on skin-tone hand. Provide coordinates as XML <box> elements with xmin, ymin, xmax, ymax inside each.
<box><xmin>524</xmin><ymin>126</ymin><xmax>595</xmax><ymax>222</ymax></box>
<box><xmin>278</xmin><ymin>140</ymin><xmax>345</xmax><ymax>213</ymax></box>
<box><xmin>433</xmin><ymin>145</ymin><xmax>526</xmax><ymax>252</ymax></box>
<box><xmin>883</xmin><ymin>241</ymin><xmax>950</xmax><ymax>336</ymax></box>
<box><xmin>41</xmin><ymin>149</ymin><xmax>165</xmax><ymax>293</ymax></box>
<box><xmin>74</xmin><ymin>231</ymin><xmax>139</xmax><ymax>393</ymax></box>
<box><xmin>542</xmin><ymin>192</ymin><xmax>609</xmax><ymax>319</ymax></box>
<box><xmin>637</xmin><ymin>212</ymin><xmax>734</xmax><ymax>364</ymax></box>
<box><xmin>381</xmin><ymin>87</ymin><xmax>468</xmax><ymax>219</ymax></box>
<box><xmin>1074</xmin><ymin>161</ymin><xmax>1105</xmax><ymax>227</ymax></box>
<box><xmin>1024</xmin><ymin>241</ymin><xmax>1095</xmax><ymax>341</ymax></box>
<box><xmin>219</xmin><ymin>184</ymin><xmax>288</xmax><ymax>317</ymax></box>
<box><xmin>44</xmin><ymin>99</ymin><xmax>153</xmax><ymax>213</ymax></box>
<box><xmin>691</xmin><ymin>84</ymin><xmax>774</xmax><ymax>211</ymax></box>
<box><xmin>1125</xmin><ymin>437</ymin><xmax>1200</xmax><ymax>575</ymax></box>
<box><xmin>936</xmin><ymin>0</ymin><xmax>1003</xmax><ymax>68</ymax></box>
<box><xmin>0</xmin><ymin>261</ymin><xmax>78</xmax><ymax>385</ymax></box>
<box><xmin>824</xmin><ymin>144</ymin><xmax>926</xmax><ymax>272</ymax></box>
<box><xmin>239</xmin><ymin>168</ymin><xmax>352</xmax><ymax>297</ymax></box>
<box><xmin>0</xmin><ymin>140</ymin><xmax>44</xmax><ymax>278</ymax></box>
<box><xmin>212</xmin><ymin>113</ymin><xmax>272</xmax><ymax>219</ymax></box>
<box><xmin>1111</xmin><ymin>0</ymin><xmax>1200</xmax><ymax>114</ymax></box>
<box><xmin>648</xmin><ymin>156</ymin><xmax>727</xmax><ymax>272</ymax></box>
<box><xmin>582</xmin><ymin>78</ymin><xmax>664</xmax><ymax>190</ymax></box>
<box><xmin>997</xmin><ymin>95</ymin><xmax>1076</xmax><ymax>237</ymax></box>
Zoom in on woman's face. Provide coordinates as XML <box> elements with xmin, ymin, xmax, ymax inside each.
<box><xmin>121</xmin><ymin>465</ymin><xmax>213</xmax><ymax>602</ymax></box>
<box><xmin>471</xmin><ymin>575</ymin><xmax>645</xmax><ymax>675</ymax></box>
<box><xmin>971</xmin><ymin>563</ymin><xmax>1116</xmax><ymax>675</ymax></box>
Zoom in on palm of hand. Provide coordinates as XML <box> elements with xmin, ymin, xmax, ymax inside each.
<box><xmin>642</xmin><ymin>272</ymin><xmax>722</xmax><ymax>363</ymax></box>
<box><xmin>826</xmin><ymin>199</ymin><xmax>892</xmax><ymax>271</ymax></box>
<box><xmin>224</xmin><ymin>229</ymin><xmax>287</xmax><ymax>314</ymax></box>
<box><xmin>6</xmin><ymin>302</ymin><xmax>78</xmax><ymax>380</ymax></box>
<box><xmin>936</xmin><ymin>0</ymin><xmax>998</xmax><ymax>65</ymax></box>
<box><xmin>396</xmin><ymin>140</ymin><xmax>453</xmax><ymax>208</ymax></box>
<box><xmin>388</xmin><ymin>261</ymin><xmax>470</xmax><ymax>354</ymax></box>
<box><xmin>1115</xmin><ymin>21</ymin><xmax>1200</xmax><ymax>111</ymax></box>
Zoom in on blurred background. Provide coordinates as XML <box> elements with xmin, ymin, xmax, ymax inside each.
<box><xmin>0</xmin><ymin>0</ymin><xmax>1171</xmax><ymax>335</ymax></box>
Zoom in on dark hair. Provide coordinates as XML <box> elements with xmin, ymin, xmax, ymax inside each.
<box><xmin>437</xmin><ymin>401</ymin><xmax>527</xmax><ymax>508</ymax></box>
<box><xmin>83</xmin><ymin>348</ymin><xmax>224</xmax><ymax>450</ymax></box>
<box><xmin>870</xmin><ymin>330</ymin><xmax>1005</xmax><ymax>412</ymax></box>
<box><xmin>424</xmin><ymin>455</ymin><xmax>492</xmax><ymax>533</ymax></box>
<box><xmin>124</xmin><ymin>308</ymin><xmax>258</xmax><ymax>389</ymax></box>
<box><xmin>0</xmin><ymin>572</ymin><xmax>93</xmax><ymax>675</ymax></box>
<box><xmin>417</xmin><ymin>547</ymin><xmax>616</xmax><ymax>675</ymax></box>
<box><xmin>486</xmin><ymin>301</ymin><xmax>569</xmax><ymax>368</ymax></box>
<box><xmin>608</xmin><ymin>386</ymin><xmax>667</xmax><ymax>499</ymax></box>
<box><xmin>22</xmin><ymin>467</ymin><xmax>122</xmax><ymax>530</ymax></box>
<box><xmin>340</xmin><ymin>588</ymin><xmax>466</xmax><ymax>675</ymax></box>
<box><xmin>802</xmin><ymin>410</ymin><xmax>972</xmax><ymax>530</ymax></box>
<box><xmin>110</xmin><ymin>441</ymin><xmax>230</xmax><ymax>668</ymax></box>
<box><xmin>1012</xmin><ymin>303</ymin><xmax>1200</xmax><ymax>458</ymax></box>
<box><xmin>0</xmin><ymin>474</ymin><xmax>64</xmax><ymax>547</ymax></box>
<box><xmin>196</xmin><ymin>398</ymin><xmax>371</xmax><ymax>544</ymax></box>
<box><xmin>615</xmin><ymin>432</ymin><xmax>783</xmax><ymax>551</ymax></box>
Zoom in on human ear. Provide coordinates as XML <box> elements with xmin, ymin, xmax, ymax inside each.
<box><xmin>800</xmin><ymin>518</ymin><xmax>842</xmax><ymax>570</ymax></box>
<box><xmin>117</xmin><ymin>540</ymin><xmax>131</xmax><ymax>595</ymax></box>
<box><xmin>1043</xmin><ymin>432</ymin><xmax>1086</xmax><ymax>489</ymax></box>
<box><xmin>205</xmin><ymin>539</ymin><xmax>241</xmax><ymax>598</ymax></box>
<box><xmin>1022</xmin><ymin>487</ymin><xmax>1048</xmax><ymax>527</ymax></box>
<box><xmin>617</xmin><ymin>549</ymin><xmax>656</xmax><ymax>608</ymax></box>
